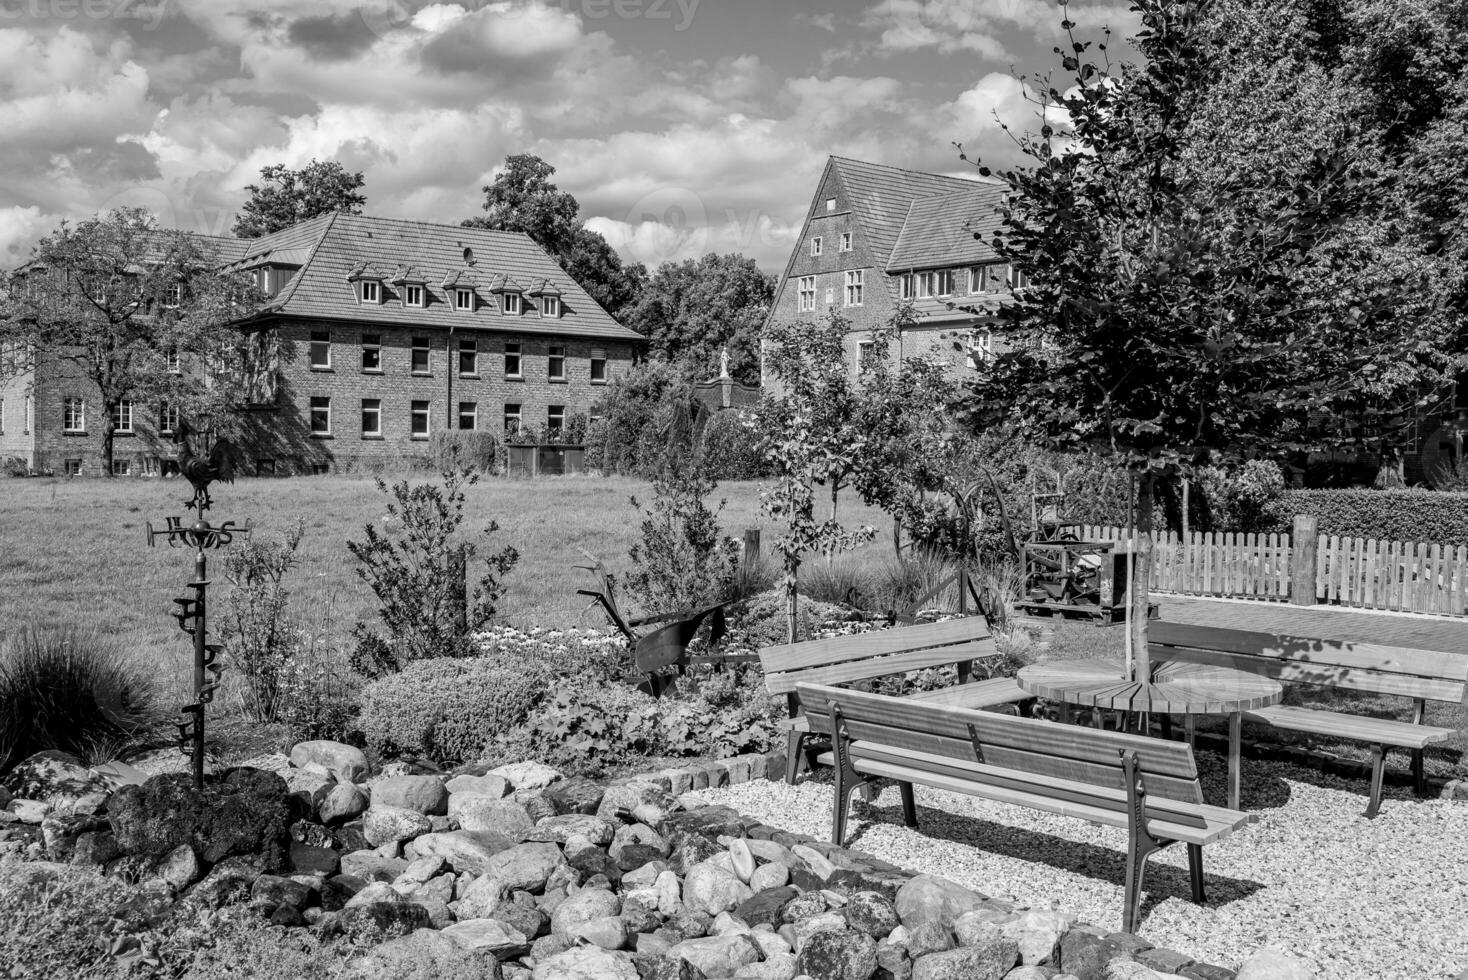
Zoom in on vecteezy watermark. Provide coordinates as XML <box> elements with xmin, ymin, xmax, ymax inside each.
<box><xmin>0</xmin><ymin>0</ymin><xmax>168</xmax><ymax>30</ymax></box>
<box><xmin>359</xmin><ymin>0</ymin><xmax>701</xmax><ymax>41</ymax></box>
<box><xmin>555</xmin><ymin>0</ymin><xmax>701</xmax><ymax>31</ymax></box>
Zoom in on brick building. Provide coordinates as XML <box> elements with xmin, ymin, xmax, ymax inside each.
<box><xmin>1</xmin><ymin>213</ymin><xmax>645</xmax><ymax>476</ymax></box>
<box><xmin>763</xmin><ymin>156</ymin><xmax>1018</xmax><ymax>386</ymax></box>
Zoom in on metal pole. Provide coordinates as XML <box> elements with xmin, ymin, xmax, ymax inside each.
<box><xmin>191</xmin><ymin>544</ymin><xmax>207</xmax><ymax>790</ymax></box>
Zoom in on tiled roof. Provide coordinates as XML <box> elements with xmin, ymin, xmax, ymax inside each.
<box><xmin>234</xmin><ymin>213</ymin><xmax>639</xmax><ymax>341</ymax></box>
<box><xmin>830</xmin><ymin>156</ymin><xmax>994</xmax><ymax>267</ymax></box>
<box><xmin>886</xmin><ymin>185</ymin><xmax>1009</xmax><ymax>271</ymax></box>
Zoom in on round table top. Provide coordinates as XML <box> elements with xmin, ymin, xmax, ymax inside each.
<box><xmin>1016</xmin><ymin>659</ymin><xmax>1283</xmax><ymax>715</ymax></box>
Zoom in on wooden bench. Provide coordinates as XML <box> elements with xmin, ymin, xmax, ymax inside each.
<box><xmin>759</xmin><ymin>617</ymin><xmax>1029</xmax><ymax>784</ymax></box>
<box><xmin>1149</xmin><ymin>621</ymin><xmax>1468</xmax><ymax>818</ymax></box>
<box><xmin>796</xmin><ymin>682</ymin><xmax>1254</xmax><ymax>933</ymax></box>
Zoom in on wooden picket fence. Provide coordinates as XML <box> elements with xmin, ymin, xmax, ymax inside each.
<box><xmin>1077</xmin><ymin>524</ymin><xmax>1468</xmax><ymax>618</ymax></box>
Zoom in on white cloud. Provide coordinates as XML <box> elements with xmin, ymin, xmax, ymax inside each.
<box><xmin>0</xmin><ymin>206</ymin><xmax>50</xmax><ymax>264</ymax></box>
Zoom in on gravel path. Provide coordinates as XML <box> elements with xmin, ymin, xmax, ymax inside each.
<box><xmin>695</xmin><ymin>754</ymin><xmax>1468</xmax><ymax>979</ymax></box>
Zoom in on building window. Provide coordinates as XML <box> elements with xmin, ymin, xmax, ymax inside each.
<box><xmin>63</xmin><ymin>397</ymin><xmax>85</xmax><ymax>433</ymax></box>
<box><xmin>798</xmin><ymin>276</ymin><xmax>816</xmax><ymax>313</ymax></box>
<box><xmin>541</xmin><ymin>295</ymin><xmax>561</xmax><ymax>318</ymax></box>
<box><xmin>590</xmin><ymin>349</ymin><xmax>607</xmax><ymax>384</ymax></box>
<box><xmin>24</xmin><ymin>395</ymin><xmax>31</xmax><ymax>434</ymax></box>
<box><xmin>404</xmin><ymin>284</ymin><xmax>425</xmax><ymax>308</ymax></box>
<box><xmin>310</xmin><ymin>330</ymin><xmax>331</xmax><ymax>370</ymax></box>
<box><xmin>935</xmin><ymin>269</ymin><xmax>955</xmax><ymax>297</ymax></box>
<box><xmin>503</xmin><ymin>292</ymin><xmax>522</xmax><ymax>315</ymax></box>
<box><xmin>140</xmin><ymin>456</ymin><xmax>158</xmax><ymax>477</ymax></box>
<box><xmin>410</xmin><ymin>400</ymin><xmax>430</xmax><ymax>438</ymax></box>
<box><xmin>112</xmin><ymin>458</ymin><xmax>131</xmax><ymax>477</ymax></box>
<box><xmin>811</xmin><ymin>236</ymin><xmax>823</xmax><ymax>257</ymax></box>
<box><xmin>361</xmin><ymin>334</ymin><xmax>381</xmax><ymax>372</ymax></box>
<box><xmin>839</xmin><ymin>232</ymin><xmax>853</xmax><ymax>252</ymax></box>
<box><xmin>505</xmin><ymin>342</ymin><xmax>522</xmax><ymax>379</ymax></box>
<box><xmin>310</xmin><ymin>396</ymin><xmax>331</xmax><ymax>435</ymax></box>
<box><xmin>916</xmin><ymin>272</ymin><xmax>933</xmax><ymax>298</ymax></box>
<box><xmin>1009</xmin><ymin>266</ymin><xmax>1029</xmax><ymax>290</ymax></box>
<box><xmin>159</xmin><ymin>401</ymin><xmax>179</xmax><ymax>435</ymax></box>
<box><xmin>899</xmin><ymin>274</ymin><xmax>914</xmax><ymax>300</ymax></box>
<box><xmin>361</xmin><ymin>399</ymin><xmax>382</xmax><ymax>438</ymax></box>
<box><xmin>64</xmin><ymin>459</ymin><xmax>81</xmax><ymax>477</ymax></box>
<box><xmin>164</xmin><ymin>284</ymin><xmax>182</xmax><ymax>307</ymax></box>
<box><xmin>165</xmin><ymin>347</ymin><xmax>181</xmax><ymax>373</ymax></box>
<box><xmin>965</xmin><ymin>329</ymin><xmax>994</xmax><ymax>368</ymax></box>
<box><xmin>981</xmin><ymin>263</ymin><xmax>1008</xmax><ymax>293</ymax></box>
<box><xmin>455</xmin><ymin>288</ymin><xmax>473</xmax><ymax>311</ymax></box>
<box><xmin>458</xmin><ymin>338</ymin><xmax>477</xmax><ymax>376</ymax></box>
<box><xmin>859</xmin><ymin>340</ymin><xmax>880</xmax><ymax>371</ymax></box>
<box><xmin>0</xmin><ymin>400</ymin><xmax>4</xmax><ymax>434</ymax></box>
<box><xmin>358</xmin><ymin>280</ymin><xmax>380</xmax><ymax>304</ymax></box>
<box><xmin>547</xmin><ymin>404</ymin><xmax>565</xmax><ymax>433</ymax></box>
<box><xmin>548</xmin><ymin>345</ymin><xmax>566</xmax><ymax>381</ymax></box>
<box><xmin>844</xmin><ymin>270</ymin><xmax>864</xmax><ymax>307</ymax></box>
<box><xmin>458</xmin><ymin>401</ymin><xmax>477</xmax><ymax>431</ymax></box>
<box><xmin>411</xmin><ymin>337</ymin><xmax>431</xmax><ymax>375</ymax></box>
<box><xmin>504</xmin><ymin>402</ymin><xmax>522</xmax><ymax>436</ymax></box>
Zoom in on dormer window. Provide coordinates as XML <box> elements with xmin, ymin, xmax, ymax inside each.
<box><xmin>404</xmin><ymin>284</ymin><xmax>425</xmax><ymax>308</ymax></box>
<box><xmin>359</xmin><ymin>280</ymin><xmax>380</xmax><ymax>304</ymax></box>
<box><xmin>541</xmin><ymin>295</ymin><xmax>561</xmax><ymax>318</ymax></box>
<box><xmin>392</xmin><ymin>266</ymin><xmax>428</xmax><ymax>308</ymax></box>
<box><xmin>455</xmin><ymin>288</ymin><xmax>473</xmax><ymax>311</ymax></box>
<box><xmin>503</xmin><ymin>292</ymin><xmax>522</xmax><ymax>315</ymax></box>
<box><xmin>528</xmin><ymin>279</ymin><xmax>563</xmax><ymax>319</ymax></box>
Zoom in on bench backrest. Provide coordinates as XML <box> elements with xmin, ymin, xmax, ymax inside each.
<box><xmin>760</xmin><ymin>617</ymin><xmax>995</xmax><ymax>696</ymax></box>
<box><xmin>1149</xmin><ymin>622</ymin><xmax>1468</xmax><ymax>704</ymax></box>
<box><xmin>795</xmin><ymin>681</ymin><xmax>1205</xmax><ymax>806</ymax></box>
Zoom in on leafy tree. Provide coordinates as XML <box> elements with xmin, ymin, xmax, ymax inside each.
<box><xmin>0</xmin><ymin>208</ymin><xmax>262</xmax><ymax>474</ymax></box>
<box><xmin>464</xmin><ymin>154</ymin><xmax>647</xmax><ymax>317</ymax></box>
<box><xmin>232</xmin><ymin>159</ymin><xmax>367</xmax><ymax>238</ymax></box>
<box><xmin>625</xmin><ymin>466</ymin><xmax>739</xmax><ymax>616</ymax></box>
<box><xmin>586</xmin><ymin>357</ymin><xmax>702</xmax><ymax>478</ymax></box>
<box><xmin>624</xmin><ymin>253</ymin><xmax>773</xmax><ymax>384</ymax></box>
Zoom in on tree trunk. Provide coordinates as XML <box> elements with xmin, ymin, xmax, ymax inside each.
<box><xmin>1127</xmin><ymin>472</ymin><xmax>1155</xmax><ymax>682</ymax></box>
<box><xmin>785</xmin><ymin>568</ymin><xmax>799</xmax><ymax>644</ymax></box>
<box><xmin>101</xmin><ymin>404</ymin><xmax>116</xmax><ymax>477</ymax></box>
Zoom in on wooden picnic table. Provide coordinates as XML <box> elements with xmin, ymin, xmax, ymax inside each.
<box><xmin>1016</xmin><ymin>659</ymin><xmax>1283</xmax><ymax>809</ymax></box>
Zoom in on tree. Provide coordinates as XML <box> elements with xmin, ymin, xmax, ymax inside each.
<box><xmin>0</xmin><ymin>208</ymin><xmax>262</xmax><ymax>475</ymax></box>
<box><xmin>953</xmin><ymin>0</ymin><xmax>1454</xmax><ymax>661</ymax></box>
<box><xmin>624</xmin><ymin>253</ymin><xmax>773</xmax><ymax>385</ymax></box>
<box><xmin>464</xmin><ymin>154</ymin><xmax>647</xmax><ymax>317</ymax></box>
<box><xmin>233</xmin><ymin>159</ymin><xmax>367</xmax><ymax>238</ymax></box>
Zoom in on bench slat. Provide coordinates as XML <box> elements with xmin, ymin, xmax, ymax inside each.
<box><xmin>766</xmin><ymin>643</ymin><xmax>995</xmax><ymax>695</ymax></box>
<box><xmin>904</xmin><ymin>678</ymin><xmax>1027</xmax><ymax>708</ymax></box>
<box><xmin>760</xmin><ymin>618</ymin><xmax>990</xmax><ymax>672</ymax></box>
<box><xmin>1153</xmin><ymin>643</ymin><xmax>1466</xmax><ymax>702</ymax></box>
<box><xmin>797</xmin><ymin>683</ymin><xmax>1200</xmax><ymax>782</ymax></box>
<box><xmin>1246</xmin><ymin>705</ymin><xmax>1456</xmax><ymax>749</ymax></box>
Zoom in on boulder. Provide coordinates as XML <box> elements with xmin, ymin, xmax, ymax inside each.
<box><xmin>796</xmin><ymin>928</ymin><xmax>878</xmax><ymax>980</ymax></box>
<box><xmin>251</xmin><ymin>874</ymin><xmax>314</xmax><ymax>913</ymax></box>
<box><xmin>903</xmin><ymin>922</ymin><xmax>954</xmax><ymax>960</ymax></box>
<box><xmin>728</xmin><ymin>839</ymin><xmax>756</xmax><ymax>883</ymax></box>
<box><xmin>350</xmin><ymin>928</ymin><xmax>503</xmax><ymax>980</ymax></box>
<box><xmin>1236</xmin><ymin>947</ymin><xmax>1315</xmax><ymax>980</ymax></box>
<box><xmin>793</xmin><ymin>912</ymin><xmax>848</xmax><ymax>951</ymax></box>
<box><xmin>484</xmin><ymin>841</ymin><xmax>563</xmax><ymax>893</ymax></box>
<box><xmin>454</xmin><ymin>874</ymin><xmax>508</xmax><ymax>919</ymax></box>
<box><xmin>748</xmin><ymin>862</ymin><xmax>789</xmax><ymax>893</ymax></box>
<box><xmin>290</xmin><ymin>842</ymin><xmax>340</xmax><ymax>877</ymax></box>
<box><xmin>108</xmin><ymin>768</ymin><xmax>291</xmax><ymax>867</ymax></box>
<box><xmin>446</xmin><ymin>773</ymin><xmax>512</xmax><ymax>799</ymax></box>
<box><xmin>543</xmin><ymin>776</ymin><xmax>605</xmax><ymax>815</ymax></box>
<box><xmin>362</xmin><ymin>805</ymin><xmax>432</xmax><ymax>847</ymax></box>
<box><xmin>491</xmin><ymin>761</ymin><xmax>564</xmax><ymax>792</ymax></box>
<box><xmin>282</xmin><ymin>768</ymin><xmax>333</xmax><ymax>815</ymax></box>
<box><xmin>894</xmin><ymin>875</ymin><xmax>986</xmax><ymax>931</ymax></box>
<box><xmin>735</xmin><ymin>951</ymin><xmax>798</xmax><ymax>979</ymax></box>
<box><xmin>551</xmin><ymin>887</ymin><xmax>621</xmax><ymax>941</ymax></box>
<box><xmin>373</xmin><ymin>775</ymin><xmax>449</xmax><ymax>816</ymax></box>
<box><xmin>683</xmin><ymin>862</ymin><xmax>754</xmax><ymax>916</ymax></box>
<box><xmin>669</xmin><ymin>934</ymin><xmax>763</xmax><ymax>977</ymax></box>
<box><xmin>71</xmin><ymin>830</ymin><xmax>120</xmax><ymax>867</ymax></box>
<box><xmin>493</xmin><ymin>899</ymin><xmax>549</xmax><ymax>940</ymax></box>
<box><xmin>289</xmin><ymin>741</ymin><xmax>370</xmax><ymax>783</ymax></box>
<box><xmin>183</xmin><ymin>855</ymin><xmax>261</xmax><ymax>909</ymax></box>
<box><xmin>408</xmin><ymin>830</ymin><xmax>517</xmax><ymax>875</ymax></box>
<box><xmin>595</xmin><ymin>781</ymin><xmax>676</xmax><ymax>824</ymax></box>
<box><xmin>453</xmin><ymin>796</ymin><xmax>536</xmax><ymax>839</ymax></box>
<box><xmin>909</xmin><ymin>945</ymin><xmax>1016</xmax><ymax>980</ymax></box>
<box><xmin>6</xmin><ymin>799</ymin><xmax>50</xmax><ymax>824</ymax></box>
<box><xmin>347</xmin><ymin>881</ymin><xmax>407</xmax><ymax>907</ymax></box>
<box><xmin>845</xmin><ymin>892</ymin><xmax>900</xmax><ymax>939</ymax></box>
<box><xmin>530</xmin><ymin>945</ymin><xmax>638</xmax><ymax>980</ymax></box>
<box><xmin>153</xmin><ymin>843</ymin><xmax>202</xmax><ymax>893</ymax></box>
<box><xmin>529</xmin><ymin>814</ymin><xmax>615</xmax><ymax>847</ymax></box>
<box><xmin>338</xmin><ymin>901</ymin><xmax>430</xmax><ymax>943</ymax></box>
<box><xmin>443</xmin><ymin>918</ymin><xmax>532</xmax><ymax>959</ymax></box>
<box><xmin>340</xmin><ymin>851</ymin><xmax>408</xmax><ymax>882</ymax></box>
<box><xmin>0</xmin><ymin>751</ymin><xmax>108</xmax><ymax>815</ymax></box>
<box><xmin>319</xmin><ymin>783</ymin><xmax>369</xmax><ymax>825</ymax></box>
<box><xmin>996</xmin><ymin>910</ymin><xmax>1073</xmax><ymax>966</ymax></box>
<box><xmin>566</xmin><ymin>914</ymin><xmax>628</xmax><ymax>950</ymax></box>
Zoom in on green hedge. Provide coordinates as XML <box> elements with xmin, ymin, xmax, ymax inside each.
<box><xmin>698</xmin><ymin>409</ymin><xmax>768</xmax><ymax>480</ymax></box>
<box><xmin>1265</xmin><ymin>488</ymin><xmax>1468</xmax><ymax>547</ymax></box>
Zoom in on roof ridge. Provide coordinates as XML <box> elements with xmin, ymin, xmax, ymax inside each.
<box><xmin>828</xmin><ymin>155</ymin><xmax>984</xmax><ymax>186</ymax></box>
<box><xmin>334</xmin><ymin>212</ymin><xmax>542</xmax><ymax>240</ymax></box>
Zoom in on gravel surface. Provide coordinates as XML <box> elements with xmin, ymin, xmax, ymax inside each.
<box><xmin>695</xmin><ymin>753</ymin><xmax>1468</xmax><ymax>979</ymax></box>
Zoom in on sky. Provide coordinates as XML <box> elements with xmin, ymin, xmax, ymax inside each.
<box><xmin>0</xmin><ymin>0</ymin><xmax>1138</xmax><ymax>274</ymax></box>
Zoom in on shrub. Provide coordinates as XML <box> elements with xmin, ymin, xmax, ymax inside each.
<box><xmin>660</xmin><ymin>668</ymin><xmax>783</xmax><ymax>759</ymax></box>
<box><xmin>698</xmin><ymin>409</ymin><xmax>767</xmax><ymax>480</ymax></box>
<box><xmin>625</xmin><ymin>467</ymin><xmax>739</xmax><ymax>615</ymax></box>
<box><xmin>427</xmin><ymin>430</ymin><xmax>499</xmax><ymax>473</ymax></box>
<box><xmin>1263</xmin><ymin>487</ymin><xmax>1468</xmax><ymax>547</ymax></box>
<box><xmin>221</xmin><ymin>520</ymin><xmax>306</xmax><ymax>723</ymax></box>
<box><xmin>347</xmin><ymin>469</ymin><xmax>519</xmax><ymax>676</ymax></box>
<box><xmin>869</xmin><ymin>552</ymin><xmax>956</xmax><ymax>615</ymax></box>
<box><xmin>0</xmin><ymin>627</ymin><xmax>164</xmax><ymax>774</ymax></box>
<box><xmin>357</xmin><ymin>656</ymin><xmax>550</xmax><ymax>764</ymax></box>
<box><xmin>1429</xmin><ymin>455</ymin><xmax>1468</xmax><ymax>492</ymax></box>
<box><xmin>491</xmin><ymin>680</ymin><xmax>663</xmax><ymax>777</ymax></box>
<box><xmin>797</xmin><ymin>556</ymin><xmax>873</xmax><ymax>609</ymax></box>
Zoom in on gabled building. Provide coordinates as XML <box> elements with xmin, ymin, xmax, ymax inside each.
<box><xmin>2</xmin><ymin>213</ymin><xmax>645</xmax><ymax>476</ymax></box>
<box><xmin>763</xmin><ymin>156</ymin><xmax>1019</xmax><ymax>383</ymax></box>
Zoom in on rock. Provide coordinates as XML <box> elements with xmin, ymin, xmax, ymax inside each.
<box><xmin>684</xmin><ymin>862</ymin><xmax>755</xmax><ymax>916</ymax></box>
<box><xmin>108</xmin><ymin>769</ymin><xmax>291</xmax><ymax>867</ymax></box>
<box><xmin>1106</xmin><ymin>963</ymin><xmax>1164</xmax><ymax>980</ymax></box>
<box><xmin>447</xmin><ymin>773</ymin><xmax>512</xmax><ymax>799</ymax></box>
<box><xmin>845</xmin><ymin>892</ymin><xmax>900</xmax><ymax>939</ymax></box>
<box><xmin>669</xmin><ymin>934</ymin><xmax>763</xmax><ymax>977</ymax></box>
<box><xmin>748</xmin><ymin>862</ymin><xmax>789</xmax><ymax>892</ymax></box>
<box><xmin>655</xmin><ymin>870</ymin><xmax>684</xmax><ymax>917</ymax></box>
<box><xmin>494</xmin><ymin>899</ymin><xmax>549</xmax><ymax>940</ymax></box>
<box><xmin>780</xmin><ymin>892</ymin><xmax>827</xmax><ymax>923</ymax></box>
<box><xmin>530</xmin><ymin>814</ymin><xmax>615</xmax><ymax>847</ymax></box>
<box><xmin>290</xmin><ymin>842</ymin><xmax>340</xmax><ymax>877</ymax></box>
<box><xmin>875</xmin><ymin>942</ymin><xmax>910</xmax><ymax>980</ymax></box>
<box><xmin>40</xmin><ymin>813</ymin><xmax>107</xmax><ymax>862</ymax></box>
<box><xmin>443</xmin><ymin>918</ymin><xmax>532</xmax><ymax>959</ymax></box>
<box><xmin>796</xmin><ymin>929</ymin><xmax>878</xmax><ymax>980</ymax></box>
<box><xmin>183</xmin><ymin>855</ymin><xmax>262</xmax><ymax>909</ymax></box>
<box><xmin>0</xmin><ymin>751</ymin><xmax>108</xmax><ymax>815</ymax></box>
<box><xmin>910</xmin><ymin>945</ymin><xmax>1016</xmax><ymax>980</ymax></box>
<box><xmin>396</xmin><ymin>855</ymin><xmax>446</xmax><ymax>885</ymax></box>
<box><xmin>997</xmin><ymin>910</ymin><xmax>1072</xmax><ymax>966</ymax></box>
<box><xmin>7</xmin><ymin>799</ymin><xmax>51</xmax><ymax>824</ymax></box>
<box><xmin>1058</xmin><ymin>932</ymin><xmax>1129</xmax><ymax>980</ymax></box>
<box><xmin>1003</xmin><ymin>969</ymin><xmax>1053</xmax><ymax>980</ymax></box>
<box><xmin>454</xmin><ymin>796</ymin><xmax>536</xmax><ymax>839</ymax></box>
<box><xmin>565</xmin><ymin>834</ymin><xmax>623</xmax><ymax>884</ymax></box>
<box><xmin>455</xmin><ymin>874</ymin><xmax>509</xmax><ymax>919</ymax></box>
<box><xmin>728</xmin><ymin>839</ymin><xmax>756</xmax><ymax>883</ymax></box>
<box><xmin>411</xmin><ymin>896</ymin><xmax>455</xmax><ymax>929</ymax></box>
<box><xmin>363</xmin><ymin>804</ymin><xmax>433</xmax><ymax>848</ymax></box>
<box><xmin>0</xmin><ymin>785</ymin><xmax>10</xmax><ymax>809</ymax></box>
<box><xmin>282</xmin><ymin>768</ymin><xmax>333</xmax><ymax>814</ymax></box>
<box><xmin>1235</xmin><ymin>947</ymin><xmax>1314</xmax><ymax>980</ymax></box>
<box><xmin>895</xmin><ymin>876</ymin><xmax>986</xmax><ymax>932</ymax></box>
<box><xmin>153</xmin><ymin>843</ymin><xmax>201</xmax><ymax>893</ymax></box>
<box><xmin>531</xmin><ymin>945</ymin><xmax>637</xmax><ymax>980</ymax></box>
<box><xmin>251</xmin><ymin>874</ymin><xmax>314</xmax><ymax>912</ymax></box>
<box><xmin>551</xmin><ymin>887</ymin><xmax>621</xmax><ymax>941</ymax></box>
<box><xmin>484</xmin><ymin>842</ymin><xmax>563</xmax><ymax>893</ymax></box>
<box><xmin>492</xmin><ymin>761</ymin><xmax>563</xmax><ymax>792</ymax></box>
<box><xmin>338</xmin><ymin>901</ymin><xmax>430</xmax><ymax>943</ymax></box>
<box><xmin>350</xmin><ymin>928</ymin><xmax>503</xmax><ymax>979</ymax></box>
<box><xmin>374</xmin><ymin>775</ymin><xmax>450</xmax><ymax>816</ymax></box>
<box><xmin>596</xmin><ymin>780</ymin><xmax>676</xmax><ymax>824</ymax></box>
<box><xmin>289</xmin><ymin>741</ymin><xmax>369</xmax><ymax>783</ymax></box>
<box><xmin>904</xmin><ymin>922</ymin><xmax>954</xmax><ymax>960</ymax></box>
<box><xmin>750</xmin><ymin>930</ymin><xmax>791</xmax><ymax>959</ymax></box>
<box><xmin>341</xmin><ymin>852</ymin><xmax>408</xmax><ymax>882</ymax></box>
<box><xmin>543</xmin><ymin>776</ymin><xmax>605</xmax><ymax>815</ymax></box>
<box><xmin>567</xmin><ymin>914</ymin><xmax>627</xmax><ymax>950</ymax></box>
<box><xmin>347</xmin><ymin>881</ymin><xmax>407</xmax><ymax>907</ymax></box>
<box><xmin>319</xmin><ymin>783</ymin><xmax>369</xmax><ymax>825</ymax></box>
<box><xmin>71</xmin><ymin>830</ymin><xmax>120</xmax><ymax>867</ymax></box>
<box><xmin>409</xmin><ymin>830</ymin><xmax>517</xmax><ymax>875</ymax></box>
<box><xmin>793</xmin><ymin>912</ymin><xmax>848</xmax><ymax>951</ymax></box>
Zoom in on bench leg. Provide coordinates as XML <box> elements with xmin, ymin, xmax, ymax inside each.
<box><xmin>1411</xmin><ymin>748</ymin><xmax>1426</xmax><ymax>797</ymax></box>
<box><xmin>1187</xmin><ymin>843</ymin><xmax>1205</xmax><ymax>904</ymax></box>
<box><xmin>785</xmin><ymin>729</ymin><xmax>803</xmax><ymax>785</ymax></box>
<box><xmin>1123</xmin><ymin>838</ymin><xmax>1154</xmax><ymax>935</ymax></box>
<box><xmin>858</xmin><ymin>780</ymin><xmax>877</xmax><ymax>803</ymax></box>
<box><xmin>1184</xmin><ymin>714</ymin><xmax>1196</xmax><ymax>748</ymax></box>
<box><xmin>1228</xmin><ymin>712</ymin><xmax>1242</xmax><ymax>811</ymax></box>
<box><xmin>1365</xmin><ymin>744</ymin><xmax>1386</xmax><ymax>819</ymax></box>
<box><xmin>899</xmin><ymin>781</ymin><xmax>918</xmax><ymax>828</ymax></box>
<box><xmin>1160</xmin><ymin>714</ymin><xmax>1173</xmax><ymax>740</ymax></box>
<box><xmin>832</xmin><ymin>767</ymin><xmax>855</xmax><ymax>845</ymax></box>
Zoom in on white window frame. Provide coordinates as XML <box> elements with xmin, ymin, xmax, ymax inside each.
<box><xmin>965</xmin><ymin>329</ymin><xmax>994</xmax><ymax>368</ymax></box>
<box><xmin>916</xmin><ymin>272</ymin><xmax>934</xmax><ymax>298</ymax></box>
<box><xmin>590</xmin><ymin>349</ymin><xmax>607</xmax><ymax>384</ymax></box>
<box><xmin>411</xmin><ymin>337</ymin><xmax>431</xmax><ymax>376</ymax></box>
<box><xmin>811</xmin><ymin>236</ymin><xmax>823</xmax><ymax>257</ymax></box>
<box><xmin>825</xmin><ymin>198</ymin><xmax>836</xmax><ymax>212</ymax></box>
<box><xmin>361</xmin><ymin>334</ymin><xmax>382</xmax><ymax>373</ymax></box>
<box><xmin>547</xmin><ymin>404</ymin><xmax>566</xmax><ymax>433</ymax></box>
<box><xmin>455</xmin><ymin>288</ymin><xmax>473</xmax><ymax>311</ymax></box>
<box><xmin>844</xmin><ymin>269</ymin><xmax>864</xmax><ymax>307</ymax></box>
<box><xmin>64</xmin><ymin>459</ymin><xmax>81</xmax><ymax>477</ymax></box>
<box><xmin>505</xmin><ymin>342</ymin><xmax>522</xmax><ymax>379</ymax></box>
<box><xmin>112</xmin><ymin>400</ymin><xmax>134</xmax><ymax>434</ymax></box>
<box><xmin>503</xmin><ymin>292</ymin><xmax>522</xmax><ymax>315</ymax></box>
<box><xmin>1009</xmin><ymin>266</ymin><xmax>1029</xmax><ymax>290</ymax></box>
<box><xmin>165</xmin><ymin>347</ymin><xmax>181</xmax><ymax>374</ymax></box>
<box><xmin>458</xmin><ymin>401</ymin><xmax>477</xmax><ymax>431</ymax></box>
<box><xmin>164</xmin><ymin>284</ymin><xmax>182</xmax><ymax>307</ymax></box>
<box><xmin>797</xmin><ymin>275</ymin><xmax>816</xmax><ymax>313</ymax></box>
<box><xmin>548</xmin><ymin>345</ymin><xmax>566</xmax><ymax>381</ymax></box>
<box><xmin>410</xmin><ymin>400</ymin><xmax>431</xmax><ymax>439</ymax></box>
<box><xmin>839</xmin><ymin>232</ymin><xmax>852</xmax><ymax>252</ymax></box>
<box><xmin>309</xmin><ymin>396</ymin><xmax>331</xmax><ymax>436</ymax></box>
<box><xmin>358</xmin><ymin>279</ymin><xmax>380</xmax><ymax>304</ymax></box>
<box><xmin>459</xmin><ymin>337</ymin><xmax>478</xmax><ymax>377</ymax></box>
<box><xmin>504</xmin><ymin>403</ymin><xmax>522</xmax><ymax>435</ymax></box>
<box><xmin>63</xmin><ymin>397</ymin><xmax>85</xmax><ymax>433</ymax></box>
<box><xmin>310</xmin><ymin>330</ymin><xmax>331</xmax><ymax>370</ymax></box>
<box><xmin>858</xmin><ymin>340</ymin><xmax>879</xmax><ymax>371</ymax></box>
<box><xmin>361</xmin><ymin>398</ymin><xmax>382</xmax><ymax>438</ymax></box>
<box><xmin>404</xmin><ymin>284</ymin><xmax>425</xmax><ymax>308</ymax></box>
<box><xmin>112</xmin><ymin>458</ymin><xmax>131</xmax><ymax>477</ymax></box>
<box><xmin>159</xmin><ymin>401</ymin><xmax>179</xmax><ymax>435</ymax></box>
<box><xmin>969</xmin><ymin>267</ymin><xmax>984</xmax><ymax>294</ymax></box>
<box><xmin>935</xmin><ymin>269</ymin><xmax>955</xmax><ymax>297</ymax></box>
<box><xmin>541</xmin><ymin>295</ymin><xmax>561</xmax><ymax>318</ymax></box>
<box><xmin>899</xmin><ymin>274</ymin><xmax>914</xmax><ymax>301</ymax></box>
